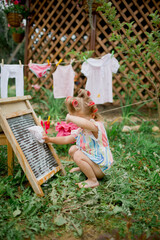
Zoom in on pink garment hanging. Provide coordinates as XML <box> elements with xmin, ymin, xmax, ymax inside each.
<box><xmin>52</xmin><ymin>64</ymin><xmax>75</xmax><ymax>98</ymax></box>
<box><xmin>29</xmin><ymin>63</ymin><xmax>51</xmax><ymax>78</ymax></box>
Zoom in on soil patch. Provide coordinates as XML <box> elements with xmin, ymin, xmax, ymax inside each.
<box><xmin>35</xmin><ymin>225</ymin><xmax>104</xmax><ymax>240</ymax></box>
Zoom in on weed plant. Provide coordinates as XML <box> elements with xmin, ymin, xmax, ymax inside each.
<box><xmin>0</xmin><ymin>121</ymin><xmax>160</xmax><ymax>240</ymax></box>
<box><xmin>120</xmin><ymin>92</ymin><xmax>147</xmax><ymax>125</ymax></box>
<box><xmin>29</xmin><ymin>87</ymin><xmax>67</xmax><ymax>121</ymax></box>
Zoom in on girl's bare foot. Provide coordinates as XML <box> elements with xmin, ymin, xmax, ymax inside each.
<box><xmin>69</xmin><ymin>167</ymin><xmax>81</xmax><ymax>173</ymax></box>
<box><xmin>76</xmin><ymin>179</ymin><xmax>99</xmax><ymax>188</ymax></box>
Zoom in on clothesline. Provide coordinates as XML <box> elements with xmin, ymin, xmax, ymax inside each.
<box><xmin>99</xmin><ymin>97</ymin><xmax>158</xmax><ymax>114</ymax></box>
<box><xmin>56</xmin><ymin>97</ymin><xmax>158</xmax><ymax>122</ymax></box>
<box><xmin>1</xmin><ymin>55</ymin><xmax>108</xmax><ymax>67</ymax></box>
<box><xmin>24</xmin><ymin>56</ymin><xmax>103</xmax><ymax>66</ymax></box>
<box><xmin>1</xmin><ymin>55</ymin><xmax>157</xmax><ymax>101</ymax></box>
<box><xmin>2</xmin><ymin>57</ymin><xmax>157</xmax><ymax>97</ymax></box>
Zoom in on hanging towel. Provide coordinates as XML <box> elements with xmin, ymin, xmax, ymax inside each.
<box><xmin>29</xmin><ymin>63</ymin><xmax>51</xmax><ymax>78</ymax></box>
<box><xmin>1</xmin><ymin>64</ymin><xmax>24</xmax><ymax>98</ymax></box>
<box><xmin>81</xmin><ymin>54</ymin><xmax>119</xmax><ymax>104</ymax></box>
<box><xmin>52</xmin><ymin>64</ymin><xmax>75</xmax><ymax>98</ymax></box>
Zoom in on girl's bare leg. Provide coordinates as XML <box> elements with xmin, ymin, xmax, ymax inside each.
<box><xmin>68</xmin><ymin>145</ymin><xmax>81</xmax><ymax>173</ymax></box>
<box><xmin>72</xmin><ymin>150</ymin><xmax>104</xmax><ymax>188</ymax></box>
<box><xmin>70</xmin><ymin>167</ymin><xmax>81</xmax><ymax>173</ymax></box>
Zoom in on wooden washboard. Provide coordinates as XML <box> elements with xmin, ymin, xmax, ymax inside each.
<box><xmin>0</xmin><ymin>96</ymin><xmax>66</xmax><ymax>196</ymax></box>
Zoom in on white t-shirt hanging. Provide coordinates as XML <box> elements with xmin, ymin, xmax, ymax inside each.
<box><xmin>81</xmin><ymin>54</ymin><xmax>119</xmax><ymax>104</ymax></box>
<box><xmin>52</xmin><ymin>64</ymin><xmax>75</xmax><ymax>98</ymax></box>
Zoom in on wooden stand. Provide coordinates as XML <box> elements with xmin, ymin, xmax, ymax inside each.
<box><xmin>0</xmin><ymin>96</ymin><xmax>65</xmax><ymax>197</ymax></box>
<box><xmin>0</xmin><ymin>133</ymin><xmax>14</xmax><ymax>176</ymax></box>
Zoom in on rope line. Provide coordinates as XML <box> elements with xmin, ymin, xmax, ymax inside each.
<box><xmin>52</xmin><ymin>97</ymin><xmax>157</xmax><ymax>122</ymax></box>
<box><xmin>19</xmin><ymin>57</ymin><xmax>157</xmax><ymax>97</ymax></box>
<box><xmin>99</xmin><ymin>97</ymin><xmax>157</xmax><ymax>114</ymax></box>
<box><xmin>2</xmin><ymin>57</ymin><xmax>157</xmax><ymax>104</ymax></box>
<box><xmin>13</xmin><ymin>56</ymin><xmax>102</xmax><ymax>67</ymax></box>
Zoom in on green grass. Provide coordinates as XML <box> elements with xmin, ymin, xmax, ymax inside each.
<box><xmin>0</xmin><ymin>121</ymin><xmax>160</xmax><ymax>240</ymax></box>
<box><xmin>28</xmin><ymin>87</ymin><xmax>67</xmax><ymax>121</ymax></box>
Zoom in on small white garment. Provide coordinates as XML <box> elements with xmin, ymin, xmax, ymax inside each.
<box><xmin>81</xmin><ymin>54</ymin><xmax>119</xmax><ymax>104</ymax></box>
<box><xmin>52</xmin><ymin>64</ymin><xmax>75</xmax><ymax>98</ymax></box>
<box><xmin>1</xmin><ymin>64</ymin><xmax>24</xmax><ymax>98</ymax></box>
<box><xmin>28</xmin><ymin>126</ymin><xmax>44</xmax><ymax>144</ymax></box>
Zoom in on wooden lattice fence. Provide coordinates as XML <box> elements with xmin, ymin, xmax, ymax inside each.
<box><xmin>25</xmin><ymin>0</ymin><xmax>160</xmax><ymax>106</ymax></box>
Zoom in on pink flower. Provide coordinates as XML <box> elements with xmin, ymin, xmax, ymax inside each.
<box><xmin>44</xmin><ymin>121</ymin><xmax>50</xmax><ymax>134</ymax></box>
<box><xmin>41</xmin><ymin>120</ymin><xmax>44</xmax><ymax>128</ymax></box>
<box><xmin>41</xmin><ymin>120</ymin><xmax>50</xmax><ymax>134</ymax></box>
<box><xmin>32</xmin><ymin>84</ymin><xmax>40</xmax><ymax>91</ymax></box>
<box><xmin>8</xmin><ymin>24</ymin><xmax>10</xmax><ymax>27</ymax></box>
<box><xmin>14</xmin><ymin>1</ymin><xmax>19</xmax><ymax>5</ymax></box>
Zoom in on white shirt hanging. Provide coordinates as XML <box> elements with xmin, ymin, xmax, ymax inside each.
<box><xmin>81</xmin><ymin>54</ymin><xmax>119</xmax><ymax>104</ymax></box>
<box><xmin>52</xmin><ymin>64</ymin><xmax>75</xmax><ymax>98</ymax></box>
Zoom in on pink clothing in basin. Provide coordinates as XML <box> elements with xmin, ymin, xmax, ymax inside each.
<box><xmin>56</xmin><ymin>121</ymin><xmax>78</xmax><ymax>137</ymax></box>
<box><xmin>53</xmin><ymin>64</ymin><xmax>75</xmax><ymax>98</ymax></box>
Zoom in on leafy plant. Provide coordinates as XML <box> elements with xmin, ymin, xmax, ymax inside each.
<box><xmin>0</xmin><ymin>122</ymin><xmax>160</xmax><ymax>239</ymax></box>
<box><xmin>1</xmin><ymin>0</ymin><xmax>30</xmax><ymax>18</ymax></box>
<box><xmin>10</xmin><ymin>26</ymin><xmax>24</xmax><ymax>33</ymax></box>
<box><xmin>97</xmin><ymin>4</ymin><xmax>160</xmax><ymax>126</ymax></box>
<box><xmin>67</xmin><ymin>50</ymin><xmax>94</xmax><ymax>61</ymax></box>
<box><xmin>0</xmin><ymin>10</ymin><xmax>25</xmax><ymax>63</ymax></box>
<box><xmin>31</xmin><ymin>87</ymin><xmax>67</xmax><ymax>122</ymax></box>
<box><xmin>97</xmin><ymin>0</ymin><xmax>121</xmax><ymax>30</ymax></box>
<box><xmin>119</xmin><ymin>92</ymin><xmax>146</xmax><ymax>125</ymax></box>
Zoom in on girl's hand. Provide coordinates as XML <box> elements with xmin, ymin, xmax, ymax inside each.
<box><xmin>42</xmin><ymin>132</ymin><xmax>51</xmax><ymax>143</ymax></box>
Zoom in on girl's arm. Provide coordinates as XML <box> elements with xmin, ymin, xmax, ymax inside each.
<box><xmin>42</xmin><ymin>133</ymin><xmax>75</xmax><ymax>145</ymax></box>
<box><xmin>66</xmin><ymin>114</ymin><xmax>98</xmax><ymax>133</ymax></box>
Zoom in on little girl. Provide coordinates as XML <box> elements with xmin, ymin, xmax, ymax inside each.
<box><xmin>43</xmin><ymin>89</ymin><xmax>113</xmax><ymax>188</ymax></box>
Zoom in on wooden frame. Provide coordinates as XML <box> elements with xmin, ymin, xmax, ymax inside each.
<box><xmin>25</xmin><ymin>0</ymin><xmax>160</xmax><ymax>106</ymax></box>
<box><xmin>0</xmin><ymin>96</ymin><xmax>66</xmax><ymax>197</ymax></box>
<box><xmin>0</xmin><ymin>134</ymin><xmax>14</xmax><ymax>176</ymax></box>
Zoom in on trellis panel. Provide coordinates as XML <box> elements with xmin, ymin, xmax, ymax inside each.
<box><xmin>26</xmin><ymin>0</ymin><xmax>160</xmax><ymax>107</ymax></box>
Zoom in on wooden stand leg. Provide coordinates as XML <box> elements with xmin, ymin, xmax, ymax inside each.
<box><xmin>7</xmin><ymin>140</ymin><xmax>14</xmax><ymax>176</ymax></box>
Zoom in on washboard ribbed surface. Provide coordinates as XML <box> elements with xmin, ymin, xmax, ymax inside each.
<box><xmin>7</xmin><ymin>114</ymin><xmax>58</xmax><ymax>180</ymax></box>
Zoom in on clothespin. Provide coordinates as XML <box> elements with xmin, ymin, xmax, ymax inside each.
<box><xmin>19</xmin><ymin>60</ymin><xmax>22</xmax><ymax>67</ymax></box>
<box><xmin>29</xmin><ymin>60</ymin><xmax>32</xmax><ymax>64</ymax></box>
<box><xmin>56</xmin><ymin>58</ymin><xmax>62</xmax><ymax>67</ymax></box>
<box><xmin>83</xmin><ymin>56</ymin><xmax>87</xmax><ymax>62</ymax></box>
<box><xmin>70</xmin><ymin>58</ymin><xmax>75</xmax><ymax>65</ymax></box>
<box><xmin>111</xmin><ymin>50</ymin><xmax>114</xmax><ymax>58</ymax></box>
<box><xmin>47</xmin><ymin>59</ymin><xmax>50</xmax><ymax>66</ymax></box>
<box><xmin>1</xmin><ymin>59</ymin><xmax>4</xmax><ymax>66</ymax></box>
<box><xmin>47</xmin><ymin>116</ymin><xmax>50</xmax><ymax>124</ymax></box>
<box><xmin>38</xmin><ymin>116</ymin><xmax>42</xmax><ymax>124</ymax></box>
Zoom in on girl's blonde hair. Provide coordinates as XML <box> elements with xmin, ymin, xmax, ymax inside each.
<box><xmin>65</xmin><ymin>89</ymin><xmax>102</xmax><ymax>121</ymax></box>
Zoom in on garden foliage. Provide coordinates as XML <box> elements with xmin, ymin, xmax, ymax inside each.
<box><xmin>0</xmin><ymin>121</ymin><xmax>159</xmax><ymax>239</ymax></box>
<box><xmin>97</xmin><ymin>3</ymin><xmax>160</xmax><ymax>125</ymax></box>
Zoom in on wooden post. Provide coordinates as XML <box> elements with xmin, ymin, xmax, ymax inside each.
<box><xmin>90</xmin><ymin>14</ymin><xmax>96</xmax><ymax>51</ymax></box>
<box><xmin>7</xmin><ymin>139</ymin><xmax>14</xmax><ymax>176</ymax></box>
<box><xmin>156</xmin><ymin>98</ymin><xmax>160</xmax><ymax>128</ymax></box>
<box><xmin>0</xmin><ymin>134</ymin><xmax>14</xmax><ymax>176</ymax></box>
<box><xmin>24</xmin><ymin>0</ymin><xmax>30</xmax><ymax>77</ymax></box>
